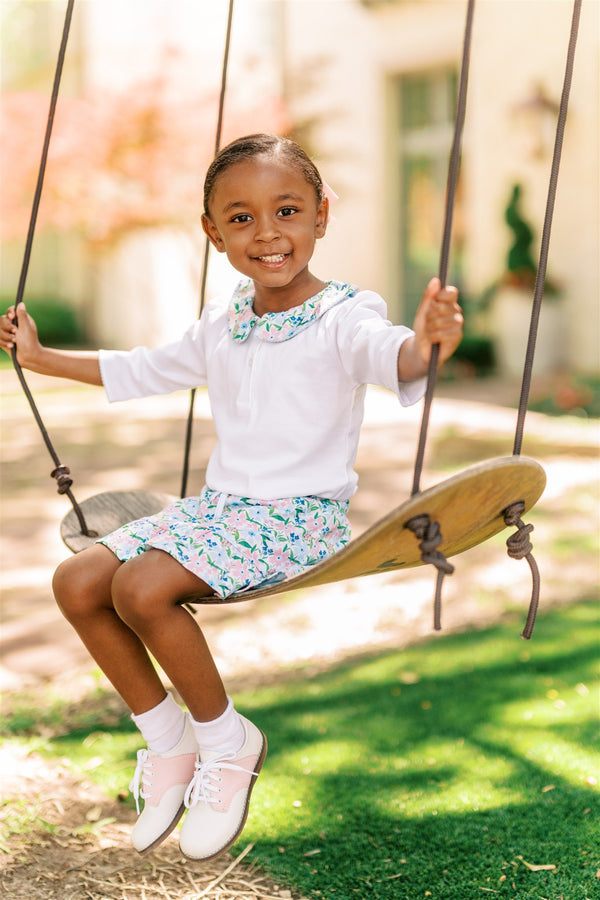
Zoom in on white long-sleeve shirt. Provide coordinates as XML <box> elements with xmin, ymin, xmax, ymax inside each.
<box><xmin>99</xmin><ymin>282</ymin><xmax>426</xmax><ymax>501</ymax></box>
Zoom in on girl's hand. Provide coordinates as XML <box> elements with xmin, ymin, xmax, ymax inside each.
<box><xmin>1</xmin><ymin>302</ymin><xmax>101</xmax><ymax>383</ymax></box>
<box><xmin>0</xmin><ymin>303</ymin><xmax>41</xmax><ymax>367</ymax></box>
<box><xmin>412</xmin><ymin>277</ymin><xmax>463</xmax><ymax>367</ymax></box>
<box><xmin>397</xmin><ymin>277</ymin><xmax>463</xmax><ymax>382</ymax></box>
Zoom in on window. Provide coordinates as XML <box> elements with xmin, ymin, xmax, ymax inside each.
<box><xmin>393</xmin><ymin>69</ymin><xmax>463</xmax><ymax>322</ymax></box>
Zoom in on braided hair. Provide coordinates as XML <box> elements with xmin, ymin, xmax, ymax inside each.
<box><xmin>203</xmin><ymin>133</ymin><xmax>324</xmax><ymax>216</ymax></box>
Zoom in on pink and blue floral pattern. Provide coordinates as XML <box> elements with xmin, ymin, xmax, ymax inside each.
<box><xmin>99</xmin><ymin>489</ymin><xmax>350</xmax><ymax>599</ymax></box>
<box><xmin>227</xmin><ymin>279</ymin><xmax>359</xmax><ymax>343</ymax></box>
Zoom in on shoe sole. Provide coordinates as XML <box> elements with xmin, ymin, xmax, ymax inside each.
<box><xmin>134</xmin><ymin>802</ymin><xmax>186</xmax><ymax>855</ymax></box>
<box><xmin>180</xmin><ymin>729</ymin><xmax>268</xmax><ymax>862</ymax></box>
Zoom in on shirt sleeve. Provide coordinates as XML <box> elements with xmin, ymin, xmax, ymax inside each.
<box><xmin>98</xmin><ymin>318</ymin><xmax>207</xmax><ymax>402</ymax></box>
<box><xmin>334</xmin><ymin>291</ymin><xmax>426</xmax><ymax>407</ymax></box>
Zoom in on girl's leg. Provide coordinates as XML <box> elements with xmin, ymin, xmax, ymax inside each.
<box><xmin>53</xmin><ymin>543</ymin><xmax>226</xmax><ymax>855</ymax></box>
<box><xmin>108</xmin><ymin>548</ymin><xmax>227</xmax><ymax>722</ymax></box>
<box><xmin>109</xmin><ymin>548</ymin><xmax>267</xmax><ymax>861</ymax></box>
<box><xmin>55</xmin><ymin>543</ymin><xmax>264</xmax><ymax>860</ymax></box>
<box><xmin>52</xmin><ymin>545</ymin><xmax>167</xmax><ymax>713</ymax></box>
<box><xmin>54</xmin><ymin>544</ymin><xmax>230</xmax><ymax>720</ymax></box>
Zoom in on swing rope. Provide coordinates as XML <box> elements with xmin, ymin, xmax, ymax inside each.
<box><xmin>407</xmin><ymin>0</ymin><xmax>581</xmax><ymax>638</ymax></box>
<box><xmin>512</xmin><ymin>0</ymin><xmax>582</xmax><ymax>457</ymax></box>
<box><xmin>411</xmin><ymin>0</ymin><xmax>475</xmax><ymax>499</ymax></box>
<box><xmin>503</xmin><ymin>0</ymin><xmax>582</xmax><ymax>639</ymax></box>
<box><xmin>180</xmin><ymin>0</ymin><xmax>235</xmax><ymax>499</ymax></box>
<box><xmin>8</xmin><ymin>0</ymin><xmax>234</xmax><ymax>531</ymax></box>
<box><xmin>405</xmin><ymin>0</ymin><xmax>475</xmax><ymax>626</ymax></box>
<box><xmin>9</xmin><ymin>0</ymin><xmax>94</xmax><ymax>537</ymax></box>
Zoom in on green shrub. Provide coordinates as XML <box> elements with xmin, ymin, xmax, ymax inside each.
<box><xmin>2</xmin><ymin>297</ymin><xmax>85</xmax><ymax>346</ymax></box>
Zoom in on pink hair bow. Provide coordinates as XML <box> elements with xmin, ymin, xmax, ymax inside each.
<box><xmin>322</xmin><ymin>180</ymin><xmax>339</xmax><ymax>223</ymax></box>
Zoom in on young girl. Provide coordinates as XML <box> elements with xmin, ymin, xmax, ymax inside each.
<box><xmin>0</xmin><ymin>133</ymin><xmax>463</xmax><ymax>861</ymax></box>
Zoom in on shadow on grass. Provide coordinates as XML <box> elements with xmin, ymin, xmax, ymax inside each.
<box><xmin>238</xmin><ymin>601</ymin><xmax>599</xmax><ymax>899</ymax></box>
<box><xmin>2</xmin><ymin>602</ymin><xmax>598</xmax><ymax>899</ymax></box>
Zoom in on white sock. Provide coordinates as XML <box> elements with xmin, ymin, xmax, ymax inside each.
<box><xmin>131</xmin><ymin>692</ymin><xmax>186</xmax><ymax>755</ymax></box>
<box><xmin>191</xmin><ymin>696</ymin><xmax>245</xmax><ymax>761</ymax></box>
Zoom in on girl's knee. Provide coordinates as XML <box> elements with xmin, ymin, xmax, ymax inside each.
<box><xmin>111</xmin><ymin>551</ymin><xmax>208</xmax><ymax>629</ymax></box>
<box><xmin>53</xmin><ymin>546</ymin><xmax>118</xmax><ymax>620</ymax></box>
<box><xmin>111</xmin><ymin>560</ymin><xmax>165</xmax><ymax>627</ymax></box>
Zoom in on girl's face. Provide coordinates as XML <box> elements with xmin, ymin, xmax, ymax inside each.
<box><xmin>202</xmin><ymin>154</ymin><xmax>329</xmax><ymax>312</ymax></box>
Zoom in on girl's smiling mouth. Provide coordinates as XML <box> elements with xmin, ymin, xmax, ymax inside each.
<box><xmin>253</xmin><ymin>252</ymin><xmax>291</xmax><ymax>265</ymax></box>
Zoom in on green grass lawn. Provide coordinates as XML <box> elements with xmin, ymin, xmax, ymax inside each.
<box><xmin>3</xmin><ymin>601</ymin><xmax>599</xmax><ymax>899</ymax></box>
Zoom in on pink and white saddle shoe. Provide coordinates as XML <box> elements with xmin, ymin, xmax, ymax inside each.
<box><xmin>129</xmin><ymin>715</ymin><xmax>198</xmax><ymax>853</ymax></box>
<box><xmin>179</xmin><ymin>715</ymin><xmax>267</xmax><ymax>861</ymax></box>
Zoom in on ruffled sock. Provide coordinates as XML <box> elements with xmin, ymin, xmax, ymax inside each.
<box><xmin>131</xmin><ymin>691</ymin><xmax>186</xmax><ymax>754</ymax></box>
<box><xmin>190</xmin><ymin>696</ymin><xmax>245</xmax><ymax>760</ymax></box>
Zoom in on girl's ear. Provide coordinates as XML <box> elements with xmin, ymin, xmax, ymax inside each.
<box><xmin>315</xmin><ymin>197</ymin><xmax>329</xmax><ymax>239</ymax></box>
<box><xmin>202</xmin><ymin>214</ymin><xmax>226</xmax><ymax>252</ymax></box>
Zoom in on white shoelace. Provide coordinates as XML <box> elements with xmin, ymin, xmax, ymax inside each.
<box><xmin>183</xmin><ymin>753</ymin><xmax>258</xmax><ymax>810</ymax></box>
<box><xmin>129</xmin><ymin>748</ymin><xmax>154</xmax><ymax>815</ymax></box>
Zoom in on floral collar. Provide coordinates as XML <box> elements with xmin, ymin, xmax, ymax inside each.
<box><xmin>227</xmin><ymin>279</ymin><xmax>359</xmax><ymax>343</ymax></box>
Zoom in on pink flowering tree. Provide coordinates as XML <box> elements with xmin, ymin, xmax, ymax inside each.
<box><xmin>1</xmin><ymin>73</ymin><xmax>290</xmax><ymax>343</ymax></box>
<box><xmin>1</xmin><ymin>76</ymin><xmax>290</xmax><ymax>246</ymax></box>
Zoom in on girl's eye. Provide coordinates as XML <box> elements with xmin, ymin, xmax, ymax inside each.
<box><xmin>231</xmin><ymin>213</ymin><xmax>252</xmax><ymax>224</ymax></box>
<box><xmin>278</xmin><ymin>206</ymin><xmax>298</xmax><ymax>218</ymax></box>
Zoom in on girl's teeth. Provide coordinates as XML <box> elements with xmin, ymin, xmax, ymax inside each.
<box><xmin>259</xmin><ymin>254</ymin><xmax>286</xmax><ymax>262</ymax></box>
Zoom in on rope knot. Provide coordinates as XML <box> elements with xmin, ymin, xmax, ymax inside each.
<box><xmin>506</xmin><ymin>522</ymin><xmax>534</xmax><ymax>560</ymax></box>
<box><xmin>503</xmin><ymin>501</ymin><xmax>540</xmax><ymax>640</ymax></box>
<box><xmin>503</xmin><ymin>500</ymin><xmax>525</xmax><ymax>528</ymax></box>
<box><xmin>51</xmin><ymin>465</ymin><xmax>73</xmax><ymax>494</ymax></box>
<box><xmin>406</xmin><ymin>514</ymin><xmax>455</xmax><ymax>574</ymax></box>
<box><xmin>405</xmin><ymin>513</ymin><xmax>454</xmax><ymax>631</ymax></box>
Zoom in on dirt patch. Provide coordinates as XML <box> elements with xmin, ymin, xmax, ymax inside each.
<box><xmin>0</xmin><ymin>746</ymin><xmax>304</xmax><ymax>900</ymax></box>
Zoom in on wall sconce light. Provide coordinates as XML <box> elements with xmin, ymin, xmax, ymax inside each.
<box><xmin>512</xmin><ymin>83</ymin><xmax>561</xmax><ymax>160</ymax></box>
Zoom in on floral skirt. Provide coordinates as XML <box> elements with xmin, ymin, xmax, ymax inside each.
<box><xmin>98</xmin><ymin>488</ymin><xmax>351</xmax><ymax>599</ymax></box>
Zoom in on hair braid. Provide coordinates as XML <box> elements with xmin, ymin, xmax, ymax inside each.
<box><xmin>203</xmin><ymin>133</ymin><xmax>324</xmax><ymax>215</ymax></box>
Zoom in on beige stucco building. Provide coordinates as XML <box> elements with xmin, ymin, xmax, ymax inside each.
<box><xmin>282</xmin><ymin>0</ymin><xmax>599</xmax><ymax>375</ymax></box>
<box><xmin>1</xmin><ymin>0</ymin><xmax>598</xmax><ymax>374</ymax></box>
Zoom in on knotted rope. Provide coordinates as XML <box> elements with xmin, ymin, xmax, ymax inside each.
<box><xmin>51</xmin><ymin>464</ymin><xmax>73</xmax><ymax>494</ymax></box>
<box><xmin>405</xmin><ymin>514</ymin><xmax>455</xmax><ymax>631</ymax></box>
<box><xmin>502</xmin><ymin>0</ymin><xmax>581</xmax><ymax>637</ymax></box>
<box><xmin>10</xmin><ymin>0</ymin><xmax>95</xmax><ymax>538</ymax></box>
<box><xmin>406</xmin><ymin>0</ymin><xmax>474</xmax><ymax>625</ymax></box>
<box><xmin>503</xmin><ymin>501</ymin><xmax>540</xmax><ymax>639</ymax></box>
<box><xmin>407</xmin><ymin>0</ymin><xmax>581</xmax><ymax>637</ymax></box>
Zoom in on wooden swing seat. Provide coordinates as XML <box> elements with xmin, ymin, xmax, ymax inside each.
<box><xmin>60</xmin><ymin>455</ymin><xmax>545</xmax><ymax>604</ymax></box>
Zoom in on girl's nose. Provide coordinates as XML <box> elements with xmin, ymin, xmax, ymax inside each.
<box><xmin>254</xmin><ymin>214</ymin><xmax>281</xmax><ymax>242</ymax></box>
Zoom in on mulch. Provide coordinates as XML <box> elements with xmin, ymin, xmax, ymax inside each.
<box><xmin>1</xmin><ymin>746</ymin><xmax>304</xmax><ymax>900</ymax></box>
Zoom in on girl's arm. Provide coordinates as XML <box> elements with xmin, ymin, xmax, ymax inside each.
<box><xmin>398</xmin><ymin>277</ymin><xmax>463</xmax><ymax>382</ymax></box>
<box><xmin>0</xmin><ymin>304</ymin><xmax>102</xmax><ymax>386</ymax></box>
